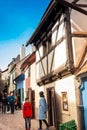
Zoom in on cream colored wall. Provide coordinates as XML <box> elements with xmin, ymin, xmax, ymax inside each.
<box><xmin>39</xmin><ymin>76</ymin><xmax>79</xmax><ymax>129</ymax></box>
<box><xmin>71</xmin><ymin>7</ymin><xmax>87</xmax><ymax>68</ymax></box>
<box><xmin>36</xmin><ymin>45</ymin><xmax>43</xmax><ymax>62</ymax></box>
<box><xmin>71</xmin><ymin>5</ymin><xmax>87</xmax><ymax>32</ymax></box>
<box><xmin>36</xmin><ymin>15</ymin><xmax>68</xmax><ymax>79</ymax></box>
<box><xmin>54</xmin><ymin>39</ymin><xmax>67</xmax><ymax>70</ymax></box>
<box><xmin>2</xmin><ymin>71</ymin><xmax>8</xmax><ymax>80</ymax></box>
<box><xmin>55</xmin><ymin>75</ymin><xmax>78</xmax><ymax>127</ymax></box>
<box><xmin>9</xmin><ymin>74</ymin><xmax>15</xmax><ymax>92</ymax></box>
<box><xmin>42</xmin><ymin>76</ymin><xmax>78</xmax><ymax>123</ymax></box>
<box><xmin>31</xmin><ymin>62</ymin><xmax>40</xmax><ymax>118</ymax></box>
<box><xmin>72</xmin><ymin>37</ymin><xmax>87</xmax><ymax>67</ymax></box>
<box><xmin>71</xmin><ymin>18</ymin><xmax>87</xmax><ymax>68</ymax></box>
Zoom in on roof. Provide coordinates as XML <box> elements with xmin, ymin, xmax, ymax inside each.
<box><xmin>26</xmin><ymin>1</ymin><xmax>64</xmax><ymax>46</ymax></box>
<box><xmin>26</xmin><ymin>0</ymin><xmax>87</xmax><ymax>46</ymax></box>
<box><xmin>21</xmin><ymin>52</ymin><xmax>36</xmax><ymax>70</ymax></box>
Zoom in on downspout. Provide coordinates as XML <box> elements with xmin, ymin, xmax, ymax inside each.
<box><xmin>64</xmin><ymin>8</ymin><xmax>74</xmax><ymax>73</ymax></box>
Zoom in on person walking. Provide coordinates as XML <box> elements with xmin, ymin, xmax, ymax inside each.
<box><xmin>2</xmin><ymin>93</ymin><xmax>8</xmax><ymax>114</ymax></box>
<box><xmin>0</xmin><ymin>92</ymin><xmax>3</xmax><ymax>112</ymax></box>
<box><xmin>7</xmin><ymin>93</ymin><xmax>11</xmax><ymax>113</ymax></box>
<box><xmin>38</xmin><ymin>91</ymin><xmax>50</xmax><ymax>130</ymax></box>
<box><xmin>22</xmin><ymin>97</ymin><xmax>32</xmax><ymax>130</ymax></box>
<box><xmin>17</xmin><ymin>94</ymin><xmax>21</xmax><ymax>109</ymax></box>
<box><xmin>8</xmin><ymin>92</ymin><xmax>15</xmax><ymax>114</ymax></box>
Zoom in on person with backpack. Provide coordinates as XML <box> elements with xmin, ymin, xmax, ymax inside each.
<box><xmin>22</xmin><ymin>97</ymin><xmax>32</xmax><ymax>130</ymax></box>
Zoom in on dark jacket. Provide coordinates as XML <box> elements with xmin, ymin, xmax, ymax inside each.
<box><xmin>8</xmin><ymin>95</ymin><xmax>15</xmax><ymax>103</ymax></box>
<box><xmin>2</xmin><ymin>95</ymin><xmax>8</xmax><ymax>105</ymax></box>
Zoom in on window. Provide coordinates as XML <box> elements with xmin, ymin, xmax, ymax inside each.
<box><xmin>43</xmin><ymin>42</ymin><xmax>47</xmax><ymax>55</ymax></box>
<box><xmin>28</xmin><ymin>66</ymin><xmax>30</xmax><ymax>77</ymax></box>
<box><xmin>62</xmin><ymin>92</ymin><xmax>68</xmax><ymax>111</ymax></box>
<box><xmin>48</xmin><ymin>36</ymin><xmax>52</xmax><ymax>51</ymax></box>
<box><xmin>42</xmin><ymin>34</ymin><xmax>52</xmax><ymax>55</ymax></box>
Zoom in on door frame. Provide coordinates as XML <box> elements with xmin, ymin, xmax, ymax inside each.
<box><xmin>47</xmin><ymin>87</ymin><xmax>57</xmax><ymax>127</ymax></box>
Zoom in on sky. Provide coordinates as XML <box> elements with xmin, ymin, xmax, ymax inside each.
<box><xmin>0</xmin><ymin>0</ymin><xmax>50</xmax><ymax>71</ymax></box>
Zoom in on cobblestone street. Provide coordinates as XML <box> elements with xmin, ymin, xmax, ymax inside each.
<box><xmin>0</xmin><ymin>110</ymin><xmax>25</xmax><ymax>130</ymax></box>
<box><xmin>0</xmin><ymin>110</ymin><xmax>56</xmax><ymax>130</ymax></box>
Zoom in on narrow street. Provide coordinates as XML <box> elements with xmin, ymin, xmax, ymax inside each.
<box><xmin>0</xmin><ymin>110</ymin><xmax>25</xmax><ymax>130</ymax></box>
<box><xmin>0</xmin><ymin>110</ymin><xmax>56</xmax><ymax>130</ymax></box>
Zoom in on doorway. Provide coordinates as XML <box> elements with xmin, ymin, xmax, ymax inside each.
<box><xmin>47</xmin><ymin>87</ymin><xmax>57</xmax><ymax>127</ymax></box>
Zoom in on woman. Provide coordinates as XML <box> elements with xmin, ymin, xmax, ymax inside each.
<box><xmin>38</xmin><ymin>91</ymin><xmax>50</xmax><ymax>130</ymax></box>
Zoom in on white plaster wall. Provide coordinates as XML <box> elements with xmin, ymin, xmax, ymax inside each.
<box><xmin>23</xmin><ymin>69</ymin><xmax>28</xmax><ymax>99</ymax></box>
<box><xmin>31</xmin><ymin>63</ymin><xmax>39</xmax><ymax>109</ymax></box>
<box><xmin>71</xmin><ymin>8</ymin><xmax>87</xmax><ymax>32</ymax></box>
<box><xmin>36</xmin><ymin>63</ymin><xmax>39</xmax><ymax>79</ymax></box>
<box><xmin>54</xmin><ymin>40</ymin><xmax>67</xmax><ymax>69</ymax></box>
<box><xmin>36</xmin><ymin>45</ymin><xmax>43</xmax><ymax>62</ymax></box>
<box><xmin>55</xmin><ymin>76</ymin><xmax>78</xmax><ymax>124</ymax></box>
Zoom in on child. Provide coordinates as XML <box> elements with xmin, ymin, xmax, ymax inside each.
<box><xmin>22</xmin><ymin>97</ymin><xmax>32</xmax><ymax>130</ymax></box>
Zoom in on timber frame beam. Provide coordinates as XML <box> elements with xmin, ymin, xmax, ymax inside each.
<box><xmin>58</xmin><ymin>0</ymin><xmax>87</xmax><ymax>15</ymax></box>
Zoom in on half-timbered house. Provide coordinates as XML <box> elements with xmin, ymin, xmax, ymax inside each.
<box><xmin>26</xmin><ymin>0</ymin><xmax>87</xmax><ymax>129</ymax></box>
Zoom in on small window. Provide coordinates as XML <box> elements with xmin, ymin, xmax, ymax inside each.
<box><xmin>48</xmin><ymin>36</ymin><xmax>52</xmax><ymax>51</ymax></box>
<box><xmin>28</xmin><ymin>66</ymin><xmax>30</xmax><ymax>77</ymax></box>
<box><xmin>43</xmin><ymin>42</ymin><xmax>47</xmax><ymax>55</ymax></box>
<box><xmin>62</xmin><ymin>92</ymin><xmax>68</xmax><ymax>111</ymax></box>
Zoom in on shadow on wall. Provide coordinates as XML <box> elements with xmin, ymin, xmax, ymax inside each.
<box><xmin>55</xmin><ymin>91</ymin><xmax>84</xmax><ymax>130</ymax></box>
<box><xmin>55</xmin><ymin>92</ymin><xmax>62</xmax><ymax>128</ymax></box>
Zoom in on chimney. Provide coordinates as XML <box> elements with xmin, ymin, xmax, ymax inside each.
<box><xmin>20</xmin><ymin>44</ymin><xmax>26</xmax><ymax>59</ymax></box>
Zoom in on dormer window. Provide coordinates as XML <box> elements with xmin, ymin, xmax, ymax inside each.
<box><xmin>43</xmin><ymin>42</ymin><xmax>47</xmax><ymax>56</ymax></box>
<box><xmin>48</xmin><ymin>35</ymin><xmax>52</xmax><ymax>51</ymax></box>
<box><xmin>43</xmin><ymin>34</ymin><xmax>52</xmax><ymax>56</ymax></box>
<box><xmin>28</xmin><ymin>66</ymin><xmax>30</xmax><ymax>77</ymax></box>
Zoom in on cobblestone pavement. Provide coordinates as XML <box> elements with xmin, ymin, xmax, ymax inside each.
<box><xmin>0</xmin><ymin>110</ymin><xmax>24</xmax><ymax>130</ymax></box>
<box><xmin>0</xmin><ymin>110</ymin><xmax>56</xmax><ymax>130</ymax></box>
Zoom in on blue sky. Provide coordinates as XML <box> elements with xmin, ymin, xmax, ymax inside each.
<box><xmin>0</xmin><ymin>0</ymin><xmax>50</xmax><ymax>70</ymax></box>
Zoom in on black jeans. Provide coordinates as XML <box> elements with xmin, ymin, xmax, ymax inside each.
<box><xmin>25</xmin><ymin>117</ymin><xmax>31</xmax><ymax>130</ymax></box>
<box><xmin>39</xmin><ymin>119</ymin><xmax>49</xmax><ymax>129</ymax></box>
<box><xmin>2</xmin><ymin>104</ymin><xmax>6</xmax><ymax>113</ymax></box>
<box><xmin>7</xmin><ymin>103</ymin><xmax>10</xmax><ymax>112</ymax></box>
<box><xmin>10</xmin><ymin>102</ymin><xmax>15</xmax><ymax>114</ymax></box>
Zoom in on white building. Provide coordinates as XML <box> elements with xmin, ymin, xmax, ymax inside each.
<box><xmin>26</xmin><ymin>1</ymin><xmax>87</xmax><ymax>130</ymax></box>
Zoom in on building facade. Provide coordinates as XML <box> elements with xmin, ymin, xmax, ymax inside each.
<box><xmin>26</xmin><ymin>0</ymin><xmax>87</xmax><ymax>129</ymax></box>
<box><xmin>21</xmin><ymin>51</ymin><xmax>40</xmax><ymax>118</ymax></box>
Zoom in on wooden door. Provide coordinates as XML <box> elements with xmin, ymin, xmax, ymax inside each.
<box><xmin>47</xmin><ymin>87</ymin><xmax>57</xmax><ymax>127</ymax></box>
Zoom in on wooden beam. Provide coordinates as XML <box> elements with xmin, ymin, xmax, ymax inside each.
<box><xmin>58</xmin><ymin>0</ymin><xmax>87</xmax><ymax>15</ymax></box>
<box><xmin>72</xmin><ymin>0</ymin><xmax>79</xmax><ymax>4</ymax></box>
<box><xmin>76</xmin><ymin>4</ymin><xmax>87</xmax><ymax>8</ymax></box>
<box><xmin>71</xmin><ymin>33</ymin><xmax>87</xmax><ymax>37</ymax></box>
